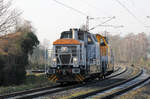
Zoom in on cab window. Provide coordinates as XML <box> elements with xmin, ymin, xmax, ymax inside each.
<box><xmin>100</xmin><ymin>39</ymin><xmax>105</xmax><ymax>46</ymax></box>
<box><xmin>60</xmin><ymin>31</ymin><xmax>72</xmax><ymax>39</ymax></box>
<box><xmin>78</xmin><ymin>31</ymin><xmax>84</xmax><ymax>41</ymax></box>
<box><xmin>88</xmin><ymin>35</ymin><xmax>93</xmax><ymax>44</ymax></box>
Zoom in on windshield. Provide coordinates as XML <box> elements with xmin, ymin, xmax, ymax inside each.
<box><xmin>60</xmin><ymin>31</ymin><xmax>72</xmax><ymax>39</ymax></box>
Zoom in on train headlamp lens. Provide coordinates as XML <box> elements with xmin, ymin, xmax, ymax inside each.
<box><xmin>51</xmin><ymin>58</ymin><xmax>57</xmax><ymax>67</ymax></box>
<box><xmin>52</xmin><ymin>58</ymin><xmax>56</xmax><ymax>62</ymax></box>
<box><xmin>73</xmin><ymin>57</ymin><xmax>78</xmax><ymax>62</ymax></box>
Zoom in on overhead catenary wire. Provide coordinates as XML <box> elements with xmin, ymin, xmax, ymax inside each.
<box><xmin>53</xmin><ymin>0</ymin><xmax>88</xmax><ymax>16</ymax></box>
<box><xmin>89</xmin><ymin>16</ymin><xmax>116</xmax><ymax>31</ymax></box>
<box><xmin>114</xmin><ymin>0</ymin><xmax>145</xmax><ymax>27</ymax></box>
<box><xmin>126</xmin><ymin>0</ymin><xmax>135</xmax><ymax>6</ymax></box>
<box><xmin>52</xmin><ymin>0</ymin><xmax>117</xmax><ymax>31</ymax></box>
<box><xmin>80</xmin><ymin>0</ymin><xmax>111</xmax><ymax>17</ymax></box>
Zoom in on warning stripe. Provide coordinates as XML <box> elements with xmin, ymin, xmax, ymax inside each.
<box><xmin>78</xmin><ymin>75</ymin><xmax>83</xmax><ymax>81</ymax></box>
<box><xmin>76</xmin><ymin>75</ymin><xmax>81</xmax><ymax>81</ymax></box>
<box><xmin>79</xmin><ymin>75</ymin><xmax>84</xmax><ymax>80</ymax></box>
<box><xmin>48</xmin><ymin>75</ymin><xmax>58</xmax><ymax>82</ymax></box>
<box><xmin>51</xmin><ymin>75</ymin><xmax>57</xmax><ymax>81</ymax></box>
<box><xmin>76</xmin><ymin>75</ymin><xmax>83</xmax><ymax>81</ymax></box>
<box><xmin>53</xmin><ymin>77</ymin><xmax>58</xmax><ymax>82</ymax></box>
<box><xmin>48</xmin><ymin>75</ymin><xmax>54</xmax><ymax>80</ymax></box>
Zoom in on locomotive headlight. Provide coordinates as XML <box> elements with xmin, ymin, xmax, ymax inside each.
<box><xmin>73</xmin><ymin>57</ymin><xmax>78</xmax><ymax>62</ymax></box>
<box><xmin>73</xmin><ymin>57</ymin><xmax>79</xmax><ymax>67</ymax></box>
<box><xmin>52</xmin><ymin>57</ymin><xmax>57</xmax><ymax>62</ymax></box>
<box><xmin>61</xmin><ymin>47</ymin><xmax>68</xmax><ymax>52</ymax></box>
<box><xmin>73</xmin><ymin>57</ymin><xmax>78</xmax><ymax>67</ymax></box>
<box><xmin>51</xmin><ymin>57</ymin><xmax>57</xmax><ymax>67</ymax></box>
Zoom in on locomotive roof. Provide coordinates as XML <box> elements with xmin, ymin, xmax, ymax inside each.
<box><xmin>61</xmin><ymin>29</ymin><xmax>93</xmax><ymax>36</ymax></box>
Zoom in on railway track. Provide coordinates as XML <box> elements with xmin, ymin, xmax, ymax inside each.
<box><xmin>47</xmin><ymin>66</ymin><xmax>132</xmax><ymax>99</ymax></box>
<box><xmin>99</xmin><ymin>69</ymin><xmax>150</xmax><ymax>99</ymax></box>
<box><xmin>0</xmin><ymin>66</ymin><xmax>122</xmax><ymax>99</ymax></box>
<box><xmin>34</xmin><ymin>66</ymin><xmax>127</xmax><ymax>99</ymax></box>
<box><xmin>69</xmin><ymin>67</ymin><xmax>150</xmax><ymax>99</ymax></box>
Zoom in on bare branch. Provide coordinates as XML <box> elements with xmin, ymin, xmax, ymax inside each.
<box><xmin>0</xmin><ymin>0</ymin><xmax>21</xmax><ymax>35</ymax></box>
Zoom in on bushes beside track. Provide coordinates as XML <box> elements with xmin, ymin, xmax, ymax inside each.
<box><xmin>0</xmin><ymin>55</ymin><xmax>5</xmax><ymax>85</ymax></box>
<box><xmin>0</xmin><ymin>74</ymin><xmax>54</xmax><ymax>95</ymax></box>
<box><xmin>0</xmin><ymin>32</ymin><xmax>39</xmax><ymax>86</ymax></box>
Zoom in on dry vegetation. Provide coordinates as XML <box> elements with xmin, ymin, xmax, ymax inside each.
<box><xmin>0</xmin><ymin>21</ymin><xmax>39</xmax><ymax>86</ymax></box>
<box><xmin>117</xmin><ymin>84</ymin><xmax>150</xmax><ymax>99</ymax></box>
<box><xmin>108</xmin><ymin>33</ymin><xmax>150</xmax><ymax>99</ymax></box>
<box><xmin>0</xmin><ymin>32</ymin><xmax>22</xmax><ymax>55</ymax></box>
<box><xmin>116</xmin><ymin>64</ymin><xmax>150</xmax><ymax>99</ymax></box>
<box><xmin>109</xmin><ymin>33</ymin><xmax>149</xmax><ymax>64</ymax></box>
<box><xmin>0</xmin><ymin>74</ymin><xmax>54</xmax><ymax>95</ymax></box>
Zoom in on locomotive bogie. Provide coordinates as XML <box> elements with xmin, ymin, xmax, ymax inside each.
<box><xmin>47</xmin><ymin>68</ymin><xmax>86</xmax><ymax>82</ymax></box>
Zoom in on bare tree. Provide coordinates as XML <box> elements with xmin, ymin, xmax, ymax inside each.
<box><xmin>15</xmin><ymin>20</ymin><xmax>33</xmax><ymax>33</ymax></box>
<box><xmin>109</xmin><ymin>32</ymin><xmax>149</xmax><ymax>64</ymax></box>
<box><xmin>0</xmin><ymin>0</ymin><xmax>21</xmax><ymax>35</ymax></box>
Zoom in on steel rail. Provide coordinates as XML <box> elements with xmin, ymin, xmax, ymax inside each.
<box><xmin>0</xmin><ymin>84</ymin><xmax>60</xmax><ymax>99</ymax></box>
<box><xmin>71</xmin><ymin>67</ymin><xmax>142</xmax><ymax>99</ymax></box>
<box><xmin>101</xmin><ymin>70</ymin><xmax>150</xmax><ymax>99</ymax></box>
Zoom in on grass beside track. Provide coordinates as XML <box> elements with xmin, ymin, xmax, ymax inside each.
<box><xmin>116</xmin><ymin>87</ymin><xmax>150</xmax><ymax>99</ymax></box>
<box><xmin>0</xmin><ymin>74</ymin><xmax>55</xmax><ymax>95</ymax></box>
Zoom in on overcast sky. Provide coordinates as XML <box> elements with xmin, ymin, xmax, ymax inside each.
<box><xmin>13</xmin><ymin>0</ymin><xmax>150</xmax><ymax>44</ymax></box>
